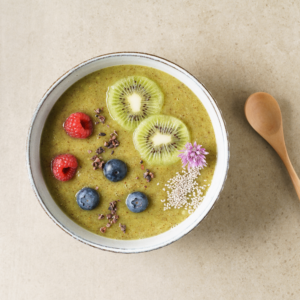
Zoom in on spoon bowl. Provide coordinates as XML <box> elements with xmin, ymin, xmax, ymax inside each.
<box><xmin>245</xmin><ymin>92</ymin><xmax>282</xmax><ymax>136</ymax></box>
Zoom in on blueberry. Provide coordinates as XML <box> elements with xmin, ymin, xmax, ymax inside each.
<box><xmin>126</xmin><ymin>192</ymin><xmax>149</xmax><ymax>213</ymax></box>
<box><xmin>76</xmin><ymin>187</ymin><xmax>100</xmax><ymax>210</ymax></box>
<box><xmin>103</xmin><ymin>159</ymin><xmax>127</xmax><ymax>182</ymax></box>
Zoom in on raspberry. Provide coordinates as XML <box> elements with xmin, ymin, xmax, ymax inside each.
<box><xmin>64</xmin><ymin>112</ymin><xmax>93</xmax><ymax>139</ymax></box>
<box><xmin>52</xmin><ymin>154</ymin><xmax>78</xmax><ymax>181</ymax></box>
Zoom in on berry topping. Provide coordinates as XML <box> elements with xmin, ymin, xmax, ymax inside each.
<box><xmin>103</xmin><ymin>159</ymin><xmax>127</xmax><ymax>182</ymax></box>
<box><xmin>52</xmin><ymin>154</ymin><xmax>78</xmax><ymax>181</ymax></box>
<box><xmin>64</xmin><ymin>112</ymin><xmax>93</xmax><ymax>139</ymax></box>
<box><xmin>76</xmin><ymin>187</ymin><xmax>100</xmax><ymax>210</ymax></box>
<box><xmin>126</xmin><ymin>192</ymin><xmax>149</xmax><ymax>213</ymax></box>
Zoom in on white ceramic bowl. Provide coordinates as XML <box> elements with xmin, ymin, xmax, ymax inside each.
<box><xmin>27</xmin><ymin>52</ymin><xmax>229</xmax><ymax>253</ymax></box>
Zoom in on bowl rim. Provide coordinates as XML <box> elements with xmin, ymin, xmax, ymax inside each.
<box><xmin>26</xmin><ymin>52</ymin><xmax>230</xmax><ymax>253</ymax></box>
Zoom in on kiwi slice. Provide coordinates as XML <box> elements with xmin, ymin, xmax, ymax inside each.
<box><xmin>133</xmin><ymin>115</ymin><xmax>190</xmax><ymax>165</ymax></box>
<box><xmin>106</xmin><ymin>76</ymin><xmax>164</xmax><ymax>131</ymax></box>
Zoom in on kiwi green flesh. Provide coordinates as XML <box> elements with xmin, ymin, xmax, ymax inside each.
<box><xmin>107</xmin><ymin>76</ymin><xmax>164</xmax><ymax>131</ymax></box>
<box><xmin>133</xmin><ymin>115</ymin><xmax>190</xmax><ymax>165</ymax></box>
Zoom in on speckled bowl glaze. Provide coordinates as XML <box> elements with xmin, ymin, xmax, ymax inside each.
<box><xmin>27</xmin><ymin>52</ymin><xmax>229</xmax><ymax>253</ymax></box>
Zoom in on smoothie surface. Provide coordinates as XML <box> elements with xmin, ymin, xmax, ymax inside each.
<box><xmin>40</xmin><ymin>65</ymin><xmax>217</xmax><ymax>240</ymax></box>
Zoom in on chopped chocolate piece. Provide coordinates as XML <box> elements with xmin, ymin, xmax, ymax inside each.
<box><xmin>92</xmin><ymin>162</ymin><xmax>99</xmax><ymax>168</ymax></box>
<box><xmin>108</xmin><ymin>201</ymin><xmax>117</xmax><ymax>209</ymax></box>
<box><xmin>95</xmin><ymin>121</ymin><xmax>100</xmax><ymax>125</ymax></box>
<box><xmin>108</xmin><ymin>144</ymin><xmax>114</xmax><ymax>149</ymax></box>
<box><xmin>149</xmin><ymin>172</ymin><xmax>154</xmax><ymax>179</ymax></box>
<box><xmin>141</xmin><ymin>165</ymin><xmax>145</xmax><ymax>170</ymax></box>
<box><xmin>146</xmin><ymin>175</ymin><xmax>151</xmax><ymax>182</ymax></box>
<box><xmin>136</xmin><ymin>177</ymin><xmax>139</xmax><ymax>179</ymax></box>
<box><xmin>94</xmin><ymin>157</ymin><xmax>100</xmax><ymax>163</ymax></box>
<box><xmin>114</xmin><ymin>215</ymin><xmax>119</xmax><ymax>220</ymax></box>
<box><xmin>99</xmin><ymin>116</ymin><xmax>105</xmax><ymax>123</ymax></box>
<box><xmin>91</xmin><ymin>155</ymin><xmax>98</xmax><ymax>160</ymax></box>
<box><xmin>119</xmin><ymin>223</ymin><xmax>126</xmax><ymax>233</ymax></box>
<box><xmin>143</xmin><ymin>172</ymin><xmax>149</xmax><ymax>178</ymax></box>
<box><xmin>111</xmin><ymin>135</ymin><xmax>117</xmax><ymax>140</ymax></box>
<box><xmin>140</xmin><ymin>160</ymin><xmax>143</xmax><ymax>164</ymax></box>
<box><xmin>146</xmin><ymin>169</ymin><xmax>150</xmax><ymax>172</ymax></box>
<box><xmin>100</xmin><ymin>227</ymin><xmax>107</xmax><ymax>233</ymax></box>
<box><xmin>98</xmin><ymin>214</ymin><xmax>104</xmax><ymax>220</ymax></box>
<box><xmin>99</xmin><ymin>132</ymin><xmax>106</xmax><ymax>136</ymax></box>
<box><xmin>111</xmin><ymin>150</ymin><xmax>114</xmax><ymax>155</ymax></box>
<box><xmin>106</xmin><ymin>223</ymin><xmax>111</xmax><ymax>228</ymax></box>
<box><xmin>104</xmin><ymin>141</ymin><xmax>109</xmax><ymax>147</ymax></box>
<box><xmin>99</xmin><ymin>161</ymin><xmax>105</xmax><ymax>169</ymax></box>
<box><xmin>112</xmin><ymin>219</ymin><xmax>116</xmax><ymax>224</ymax></box>
<box><xmin>106</xmin><ymin>214</ymin><xmax>112</xmax><ymax>219</ymax></box>
<box><xmin>113</xmin><ymin>130</ymin><xmax>118</xmax><ymax>136</ymax></box>
<box><xmin>94</xmin><ymin>108</ymin><xmax>102</xmax><ymax>114</ymax></box>
<box><xmin>88</xmin><ymin>150</ymin><xmax>92</xmax><ymax>154</ymax></box>
<box><xmin>96</xmin><ymin>147</ymin><xmax>104</xmax><ymax>154</ymax></box>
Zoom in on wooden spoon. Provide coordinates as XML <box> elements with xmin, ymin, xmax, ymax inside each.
<box><xmin>245</xmin><ymin>92</ymin><xmax>300</xmax><ymax>200</ymax></box>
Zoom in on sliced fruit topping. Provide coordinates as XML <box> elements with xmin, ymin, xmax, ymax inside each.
<box><xmin>106</xmin><ymin>76</ymin><xmax>164</xmax><ymax>131</ymax></box>
<box><xmin>103</xmin><ymin>159</ymin><xmax>127</xmax><ymax>182</ymax></box>
<box><xmin>52</xmin><ymin>154</ymin><xmax>78</xmax><ymax>181</ymax></box>
<box><xmin>126</xmin><ymin>192</ymin><xmax>149</xmax><ymax>213</ymax></box>
<box><xmin>64</xmin><ymin>112</ymin><xmax>93</xmax><ymax>138</ymax></box>
<box><xmin>76</xmin><ymin>187</ymin><xmax>100</xmax><ymax>210</ymax></box>
<box><xmin>133</xmin><ymin>115</ymin><xmax>190</xmax><ymax>165</ymax></box>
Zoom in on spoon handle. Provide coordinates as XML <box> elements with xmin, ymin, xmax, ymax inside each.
<box><xmin>266</xmin><ymin>128</ymin><xmax>300</xmax><ymax>200</ymax></box>
<box><xmin>280</xmin><ymin>152</ymin><xmax>300</xmax><ymax>200</ymax></box>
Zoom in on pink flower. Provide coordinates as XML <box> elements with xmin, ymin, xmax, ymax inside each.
<box><xmin>178</xmin><ymin>142</ymin><xmax>208</xmax><ymax>169</ymax></box>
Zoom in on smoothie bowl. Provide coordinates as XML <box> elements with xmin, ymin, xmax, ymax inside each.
<box><xmin>27</xmin><ymin>52</ymin><xmax>229</xmax><ymax>253</ymax></box>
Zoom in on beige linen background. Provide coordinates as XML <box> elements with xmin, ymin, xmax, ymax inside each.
<box><xmin>1</xmin><ymin>0</ymin><xmax>300</xmax><ymax>299</ymax></box>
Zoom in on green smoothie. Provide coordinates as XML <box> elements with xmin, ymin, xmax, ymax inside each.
<box><xmin>40</xmin><ymin>65</ymin><xmax>217</xmax><ymax>240</ymax></box>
